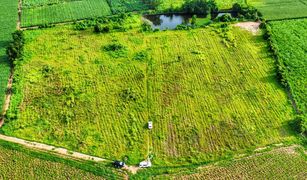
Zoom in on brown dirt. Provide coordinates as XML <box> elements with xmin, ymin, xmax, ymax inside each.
<box><xmin>233</xmin><ymin>22</ymin><xmax>261</xmax><ymax>35</ymax></box>
<box><xmin>124</xmin><ymin>166</ymin><xmax>140</xmax><ymax>174</ymax></box>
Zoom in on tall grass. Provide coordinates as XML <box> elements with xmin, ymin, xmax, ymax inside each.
<box><xmin>3</xmin><ymin>25</ymin><xmax>296</xmax><ymax>165</ymax></box>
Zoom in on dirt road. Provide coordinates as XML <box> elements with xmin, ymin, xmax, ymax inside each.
<box><xmin>0</xmin><ymin>134</ymin><xmax>106</xmax><ymax>162</ymax></box>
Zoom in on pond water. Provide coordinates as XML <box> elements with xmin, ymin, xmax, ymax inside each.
<box><xmin>143</xmin><ymin>14</ymin><xmax>194</xmax><ymax>30</ymax></box>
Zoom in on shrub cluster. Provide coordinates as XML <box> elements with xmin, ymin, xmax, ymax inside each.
<box><xmin>102</xmin><ymin>42</ymin><xmax>127</xmax><ymax>58</ymax></box>
<box><xmin>74</xmin><ymin>13</ymin><xmax>131</xmax><ymax>32</ymax></box>
<box><xmin>6</xmin><ymin>30</ymin><xmax>25</xmax><ymax>66</ymax></box>
<box><xmin>182</xmin><ymin>0</ymin><xmax>218</xmax><ymax>17</ymax></box>
<box><xmin>232</xmin><ymin>3</ymin><xmax>262</xmax><ymax>21</ymax></box>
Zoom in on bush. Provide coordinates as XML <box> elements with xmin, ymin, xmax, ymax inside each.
<box><xmin>74</xmin><ymin>21</ymin><xmax>89</xmax><ymax>30</ymax></box>
<box><xmin>183</xmin><ymin>0</ymin><xmax>218</xmax><ymax>17</ymax></box>
<box><xmin>232</xmin><ymin>3</ymin><xmax>261</xmax><ymax>21</ymax></box>
<box><xmin>94</xmin><ymin>23</ymin><xmax>112</xmax><ymax>33</ymax></box>
<box><xmin>102</xmin><ymin>43</ymin><xmax>127</xmax><ymax>58</ymax></box>
<box><xmin>217</xmin><ymin>14</ymin><xmax>234</xmax><ymax>22</ymax></box>
<box><xmin>141</xmin><ymin>21</ymin><xmax>152</xmax><ymax>32</ymax></box>
<box><xmin>6</xmin><ymin>30</ymin><xmax>25</xmax><ymax>66</ymax></box>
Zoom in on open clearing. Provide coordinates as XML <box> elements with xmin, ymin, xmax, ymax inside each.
<box><xmin>3</xmin><ymin>23</ymin><xmax>296</xmax><ymax>165</ymax></box>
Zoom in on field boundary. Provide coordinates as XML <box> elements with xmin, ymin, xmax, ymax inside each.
<box><xmin>267</xmin><ymin>16</ymin><xmax>307</xmax><ymax>22</ymax></box>
<box><xmin>0</xmin><ymin>133</ymin><xmax>107</xmax><ymax>162</ymax></box>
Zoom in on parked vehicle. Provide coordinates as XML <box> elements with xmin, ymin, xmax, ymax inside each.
<box><xmin>139</xmin><ymin>159</ymin><xmax>152</xmax><ymax>168</ymax></box>
<box><xmin>113</xmin><ymin>160</ymin><xmax>125</xmax><ymax>168</ymax></box>
<box><xmin>148</xmin><ymin>121</ymin><xmax>153</xmax><ymax>129</ymax></box>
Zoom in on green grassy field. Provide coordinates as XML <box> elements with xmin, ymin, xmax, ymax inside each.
<box><xmin>106</xmin><ymin>0</ymin><xmax>149</xmax><ymax>13</ymax></box>
<box><xmin>0</xmin><ymin>140</ymin><xmax>123</xmax><ymax>179</ymax></box>
<box><xmin>153</xmin><ymin>146</ymin><xmax>307</xmax><ymax>179</ymax></box>
<box><xmin>21</xmin><ymin>0</ymin><xmax>112</xmax><ymax>27</ymax></box>
<box><xmin>0</xmin><ymin>0</ymin><xmax>18</xmax><ymax>111</ymax></box>
<box><xmin>250</xmin><ymin>0</ymin><xmax>307</xmax><ymax>20</ymax></box>
<box><xmin>269</xmin><ymin>19</ymin><xmax>307</xmax><ymax>115</ymax></box>
<box><xmin>3</xmin><ymin>23</ymin><xmax>296</xmax><ymax>165</ymax></box>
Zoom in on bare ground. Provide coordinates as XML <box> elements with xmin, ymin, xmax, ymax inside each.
<box><xmin>233</xmin><ymin>22</ymin><xmax>261</xmax><ymax>35</ymax></box>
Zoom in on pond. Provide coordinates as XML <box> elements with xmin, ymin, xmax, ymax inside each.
<box><xmin>143</xmin><ymin>14</ymin><xmax>194</xmax><ymax>30</ymax></box>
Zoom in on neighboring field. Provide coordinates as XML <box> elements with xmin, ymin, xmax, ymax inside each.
<box><xmin>0</xmin><ymin>140</ymin><xmax>122</xmax><ymax>179</ymax></box>
<box><xmin>250</xmin><ymin>0</ymin><xmax>307</xmax><ymax>20</ymax></box>
<box><xmin>0</xmin><ymin>0</ymin><xmax>18</xmax><ymax>111</ymax></box>
<box><xmin>158</xmin><ymin>0</ymin><xmax>246</xmax><ymax>10</ymax></box>
<box><xmin>3</xmin><ymin>24</ymin><xmax>296</xmax><ymax>165</ymax></box>
<box><xmin>21</xmin><ymin>0</ymin><xmax>111</xmax><ymax>27</ymax></box>
<box><xmin>269</xmin><ymin>19</ymin><xmax>307</xmax><ymax>115</ymax></box>
<box><xmin>154</xmin><ymin>146</ymin><xmax>307</xmax><ymax>179</ymax></box>
<box><xmin>107</xmin><ymin>0</ymin><xmax>149</xmax><ymax>13</ymax></box>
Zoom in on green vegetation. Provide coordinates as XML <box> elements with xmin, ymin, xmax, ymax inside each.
<box><xmin>0</xmin><ymin>139</ymin><xmax>124</xmax><ymax>179</ymax></box>
<box><xmin>150</xmin><ymin>146</ymin><xmax>307</xmax><ymax>179</ymax></box>
<box><xmin>107</xmin><ymin>0</ymin><xmax>149</xmax><ymax>13</ymax></box>
<box><xmin>251</xmin><ymin>0</ymin><xmax>307</xmax><ymax>20</ymax></box>
<box><xmin>0</xmin><ymin>0</ymin><xmax>18</xmax><ymax>111</ymax></box>
<box><xmin>3</xmin><ymin>23</ymin><xmax>297</xmax><ymax>165</ymax></box>
<box><xmin>267</xmin><ymin>19</ymin><xmax>307</xmax><ymax>134</ymax></box>
<box><xmin>158</xmin><ymin>0</ymin><xmax>246</xmax><ymax>10</ymax></box>
<box><xmin>21</xmin><ymin>0</ymin><xmax>112</xmax><ymax>27</ymax></box>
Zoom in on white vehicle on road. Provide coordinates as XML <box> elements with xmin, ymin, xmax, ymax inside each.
<box><xmin>139</xmin><ymin>158</ymin><xmax>152</xmax><ymax>168</ymax></box>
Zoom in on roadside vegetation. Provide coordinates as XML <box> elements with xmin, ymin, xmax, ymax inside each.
<box><xmin>0</xmin><ymin>140</ymin><xmax>124</xmax><ymax>179</ymax></box>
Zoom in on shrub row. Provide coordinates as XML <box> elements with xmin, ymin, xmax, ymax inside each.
<box><xmin>6</xmin><ymin>31</ymin><xmax>25</xmax><ymax>66</ymax></box>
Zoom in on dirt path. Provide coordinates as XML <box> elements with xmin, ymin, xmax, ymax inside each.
<box><xmin>0</xmin><ymin>72</ymin><xmax>13</xmax><ymax>128</ymax></box>
<box><xmin>0</xmin><ymin>134</ymin><xmax>106</xmax><ymax>162</ymax></box>
<box><xmin>234</xmin><ymin>21</ymin><xmax>261</xmax><ymax>35</ymax></box>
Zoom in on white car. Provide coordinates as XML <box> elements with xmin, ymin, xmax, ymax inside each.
<box><xmin>139</xmin><ymin>160</ymin><xmax>152</xmax><ymax>168</ymax></box>
<box><xmin>148</xmin><ymin>121</ymin><xmax>153</xmax><ymax>129</ymax></box>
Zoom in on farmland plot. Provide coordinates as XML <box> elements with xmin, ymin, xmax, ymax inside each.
<box><xmin>269</xmin><ymin>19</ymin><xmax>307</xmax><ymax>115</ymax></box>
<box><xmin>250</xmin><ymin>0</ymin><xmax>307</xmax><ymax>20</ymax></box>
<box><xmin>0</xmin><ymin>0</ymin><xmax>18</xmax><ymax>111</ymax></box>
<box><xmin>3</xmin><ymin>25</ymin><xmax>296</xmax><ymax>165</ymax></box>
<box><xmin>21</xmin><ymin>0</ymin><xmax>111</xmax><ymax>27</ymax></box>
<box><xmin>0</xmin><ymin>140</ymin><xmax>122</xmax><ymax>179</ymax></box>
<box><xmin>157</xmin><ymin>146</ymin><xmax>307</xmax><ymax>179</ymax></box>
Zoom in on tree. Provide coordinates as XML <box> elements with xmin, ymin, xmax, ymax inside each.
<box><xmin>183</xmin><ymin>0</ymin><xmax>218</xmax><ymax>17</ymax></box>
<box><xmin>6</xmin><ymin>30</ymin><xmax>25</xmax><ymax>65</ymax></box>
<box><xmin>191</xmin><ymin>15</ymin><xmax>197</xmax><ymax>25</ymax></box>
